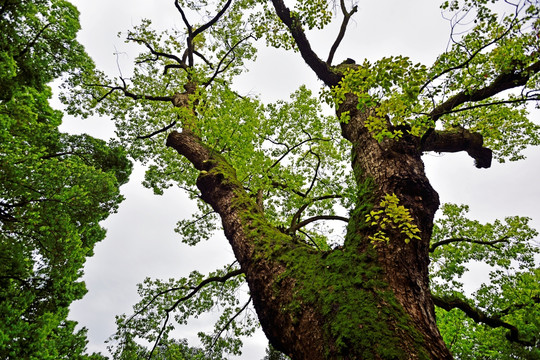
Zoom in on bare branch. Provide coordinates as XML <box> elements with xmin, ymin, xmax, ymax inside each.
<box><xmin>420</xmin><ymin>10</ymin><xmax>520</xmax><ymax>94</ymax></box>
<box><xmin>136</xmin><ymin>121</ymin><xmax>177</xmax><ymax>140</ymax></box>
<box><xmin>163</xmin><ymin>63</ymin><xmax>188</xmax><ymax>75</ymax></box>
<box><xmin>429</xmin><ymin>236</ymin><xmax>509</xmax><ymax>253</ymax></box>
<box><xmin>304</xmin><ymin>149</ymin><xmax>321</xmax><ymax>197</ymax></box>
<box><xmin>289</xmin><ymin>195</ymin><xmax>343</xmax><ymax>233</ymax></box>
<box><xmin>85</xmin><ymin>82</ymin><xmax>173</xmax><ymax>103</ymax></box>
<box><xmin>326</xmin><ymin>0</ymin><xmax>358</xmax><ymax>65</ymax></box>
<box><xmin>193</xmin><ymin>50</ymin><xmax>214</xmax><ymax>69</ymax></box>
<box><xmin>432</xmin><ymin>294</ymin><xmax>536</xmax><ymax>347</ymax></box>
<box><xmin>192</xmin><ymin>0</ymin><xmax>233</xmax><ymax>39</ymax></box>
<box><xmin>289</xmin><ymin>215</ymin><xmax>349</xmax><ymax>233</ymax></box>
<box><xmin>270</xmin><ymin>0</ymin><xmax>341</xmax><ymax>86</ymax></box>
<box><xmin>146</xmin><ymin>268</ymin><xmax>244</xmax><ymax>359</ymax></box>
<box><xmin>209</xmin><ymin>297</ymin><xmax>252</xmax><ymax>352</ymax></box>
<box><xmin>174</xmin><ymin>0</ymin><xmax>192</xmax><ymax>35</ymax></box>
<box><xmin>266</xmin><ymin>133</ymin><xmax>330</xmax><ymax>172</ymax></box>
<box><xmin>178</xmin><ymin>0</ymin><xmax>233</xmax><ymax>68</ymax></box>
<box><xmin>128</xmin><ymin>36</ymin><xmax>184</xmax><ymax>65</ymax></box>
<box><xmin>180</xmin><ymin>210</ymin><xmax>217</xmax><ymax>231</ymax></box>
<box><xmin>298</xmin><ymin>229</ymin><xmax>321</xmax><ymax>250</ymax></box>
<box><xmin>203</xmin><ymin>34</ymin><xmax>255</xmax><ymax>87</ymax></box>
<box><xmin>269</xmin><ymin>179</ymin><xmax>308</xmax><ymax>198</ymax></box>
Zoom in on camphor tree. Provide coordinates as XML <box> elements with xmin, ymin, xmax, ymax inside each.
<box><xmin>65</xmin><ymin>0</ymin><xmax>540</xmax><ymax>358</ymax></box>
<box><xmin>0</xmin><ymin>0</ymin><xmax>131</xmax><ymax>358</ymax></box>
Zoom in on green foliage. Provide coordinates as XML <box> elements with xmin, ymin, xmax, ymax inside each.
<box><xmin>0</xmin><ymin>1</ymin><xmax>131</xmax><ymax>358</ymax></box>
<box><xmin>430</xmin><ymin>203</ymin><xmax>538</xmax><ymax>292</ymax></box>
<box><xmin>366</xmin><ymin>193</ymin><xmax>421</xmax><ymax>244</ymax></box>
<box><xmin>327</xmin><ymin>57</ymin><xmax>432</xmax><ymax>140</ymax></box>
<box><xmin>108</xmin><ymin>266</ymin><xmax>255</xmax><ymax>359</ymax></box>
<box><xmin>251</xmin><ymin>0</ymin><xmax>332</xmax><ymax>51</ymax></box>
<box><xmin>431</xmin><ymin>204</ymin><xmax>540</xmax><ymax>358</ymax></box>
<box><xmin>0</xmin><ymin>0</ymin><xmax>89</xmax><ymax>96</ymax></box>
<box><xmin>430</xmin><ymin>0</ymin><xmax>540</xmax><ymax>162</ymax></box>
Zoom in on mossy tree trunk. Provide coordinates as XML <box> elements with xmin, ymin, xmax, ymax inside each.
<box><xmin>167</xmin><ymin>120</ymin><xmax>452</xmax><ymax>358</ymax></box>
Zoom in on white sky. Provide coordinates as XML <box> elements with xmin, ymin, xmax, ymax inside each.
<box><xmin>54</xmin><ymin>0</ymin><xmax>540</xmax><ymax>358</ymax></box>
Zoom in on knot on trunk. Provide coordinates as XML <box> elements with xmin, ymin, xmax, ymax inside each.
<box><xmin>172</xmin><ymin>81</ymin><xmax>197</xmax><ymax>108</ymax></box>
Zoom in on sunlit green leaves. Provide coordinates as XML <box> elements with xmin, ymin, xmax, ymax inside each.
<box><xmin>328</xmin><ymin>57</ymin><xmax>431</xmax><ymax>140</ymax></box>
<box><xmin>426</xmin><ymin>0</ymin><xmax>540</xmax><ymax>161</ymax></box>
<box><xmin>430</xmin><ymin>203</ymin><xmax>538</xmax><ymax>291</ymax></box>
<box><xmin>436</xmin><ymin>305</ymin><xmax>540</xmax><ymax>360</ymax></box>
<box><xmin>435</xmin><ymin>269</ymin><xmax>540</xmax><ymax>359</ymax></box>
<box><xmin>365</xmin><ymin>193</ymin><xmax>421</xmax><ymax>244</ymax></box>
<box><xmin>430</xmin><ymin>204</ymin><xmax>540</xmax><ymax>358</ymax></box>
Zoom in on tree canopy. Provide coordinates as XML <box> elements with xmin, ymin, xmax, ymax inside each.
<box><xmin>0</xmin><ymin>0</ymin><xmax>131</xmax><ymax>358</ymax></box>
<box><xmin>62</xmin><ymin>0</ymin><xmax>539</xmax><ymax>359</ymax></box>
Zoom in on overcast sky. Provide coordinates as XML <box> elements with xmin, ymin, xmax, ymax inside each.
<box><xmin>54</xmin><ymin>0</ymin><xmax>540</xmax><ymax>358</ymax></box>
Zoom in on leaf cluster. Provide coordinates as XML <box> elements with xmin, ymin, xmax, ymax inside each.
<box><xmin>365</xmin><ymin>193</ymin><xmax>421</xmax><ymax>244</ymax></box>
<box><xmin>430</xmin><ymin>203</ymin><xmax>540</xmax><ymax>357</ymax></box>
<box><xmin>327</xmin><ymin>56</ymin><xmax>432</xmax><ymax>140</ymax></box>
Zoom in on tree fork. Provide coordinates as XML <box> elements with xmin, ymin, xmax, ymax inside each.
<box><xmin>166</xmin><ymin>129</ymin><xmax>453</xmax><ymax>359</ymax></box>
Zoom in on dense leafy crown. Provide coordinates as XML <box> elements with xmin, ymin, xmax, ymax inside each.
<box><xmin>62</xmin><ymin>0</ymin><xmax>539</xmax><ymax>358</ymax></box>
<box><xmin>0</xmin><ymin>1</ymin><xmax>131</xmax><ymax>358</ymax></box>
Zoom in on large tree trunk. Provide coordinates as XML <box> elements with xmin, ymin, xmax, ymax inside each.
<box><xmin>167</xmin><ymin>95</ymin><xmax>452</xmax><ymax>358</ymax></box>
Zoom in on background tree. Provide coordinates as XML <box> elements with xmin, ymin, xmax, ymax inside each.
<box><xmin>0</xmin><ymin>0</ymin><xmax>131</xmax><ymax>358</ymax></box>
<box><xmin>65</xmin><ymin>0</ymin><xmax>539</xmax><ymax>358</ymax></box>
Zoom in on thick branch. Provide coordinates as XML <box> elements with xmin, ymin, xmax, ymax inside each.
<box><xmin>432</xmin><ymin>294</ymin><xmax>536</xmax><ymax>347</ymax></box>
<box><xmin>270</xmin><ymin>0</ymin><xmax>341</xmax><ymax>87</ymax></box>
<box><xmin>174</xmin><ymin>0</ymin><xmax>192</xmax><ymax>35</ymax></box>
<box><xmin>429</xmin><ymin>236</ymin><xmax>509</xmax><ymax>253</ymax></box>
<box><xmin>178</xmin><ymin>0</ymin><xmax>232</xmax><ymax>67</ymax></box>
<box><xmin>192</xmin><ymin>0</ymin><xmax>233</xmax><ymax>39</ymax></box>
<box><xmin>429</xmin><ymin>60</ymin><xmax>540</xmax><ymax>122</ymax></box>
<box><xmin>420</xmin><ymin>127</ymin><xmax>492</xmax><ymax>168</ymax></box>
